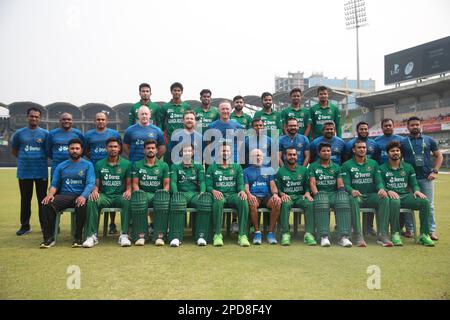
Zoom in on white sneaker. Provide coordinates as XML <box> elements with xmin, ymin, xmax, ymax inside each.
<box><xmin>231</xmin><ymin>222</ymin><xmax>239</xmax><ymax>234</ymax></box>
<box><xmin>155</xmin><ymin>238</ymin><xmax>165</xmax><ymax>246</ymax></box>
<box><xmin>197</xmin><ymin>238</ymin><xmax>207</xmax><ymax>246</ymax></box>
<box><xmin>82</xmin><ymin>235</ymin><xmax>98</xmax><ymax>248</ymax></box>
<box><xmin>321</xmin><ymin>236</ymin><xmax>331</xmax><ymax>247</ymax></box>
<box><xmin>338</xmin><ymin>236</ymin><xmax>353</xmax><ymax>248</ymax></box>
<box><xmin>170</xmin><ymin>238</ymin><xmax>180</xmax><ymax>247</ymax></box>
<box><xmin>135</xmin><ymin>238</ymin><xmax>145</xmax><ymax>246</ymax></box>
<box><xmin>118</xmin><ymin>234</ymin><xmax>131</xmax><ymax>247</ymax></box>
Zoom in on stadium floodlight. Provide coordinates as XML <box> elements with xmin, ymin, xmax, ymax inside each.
<box><xmin>344</xmin><ymin>0</ymin><xmax>368</xmax><ymax>90</ymax></box>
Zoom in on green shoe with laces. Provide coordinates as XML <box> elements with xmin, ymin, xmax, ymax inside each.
<box><xmin>418</xmin><ymin>234</ymin><xmax>435</xmax><ymax>247</ymax></box>
<box><xmin>304</xmin><ymin>232</ymin><xmax>317</xmax><ymax>246</ymax></box>
<box><xmin>391</xmin><ymin>232</ymin><xmax>403</xmax><ymax>246</ymax></box>
<box><xmin>281</xmin><ymin>233</ymin><xmax>291</xmax><ymax>246</ymax></box>
<box><xmin>213</xmin><ymin>234</ymin><xmax>224</xmax><ymax>247</ymax></box>
<box><xmin>238</xmin><ymin>235</ymin><xmax>250</xmax><ymax>247</ymax></box>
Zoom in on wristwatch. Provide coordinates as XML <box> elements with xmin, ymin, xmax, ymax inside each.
<box><xmin>431</xmin><ymin>169</ymin><xmax>438</xmax><ymax>174</ymax></box>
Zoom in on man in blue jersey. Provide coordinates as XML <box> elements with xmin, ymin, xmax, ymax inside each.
<box><xmin>278</xmin><ymin>118</ymin><xmax>310</xmax><ymax>167</ymax></box>
<box><xmin>344</xmin><ymin>121</ymin><xmax>380</xmax><ymax>161</ymax></box>
<box><xmin>309</xmin><ymin>121</ymin><xmax>345</xmax><ymax>165</ymax></box>
<box><xmin>401</xmin><ymin>116</ymin><xmax>443</xmax><ymax>241</ymax></box>
<box><xmin>169</xmin><ymin>110</ymin><xmax>203</xmax><ymax>164</ymax></box>
<box><xmin>205</xmin><ymin>101</ymin><xmax>245</xmax><ymax>165</ymax></box>
<box><xmin>123</xmin><ymin>106</ymin><xmax>166</xmax><ymax>163</ymax></box>
<box><xmin>40</xmin><ymin>138</ymin><xmax>95</xmax><ymax>248</ymax></box>
<box><xmin>242</xmin><ymin>118</ymin><xmax>273</xmax><ymax>168</ymax></box>
<box><xmin>11</xmin><ymin>107</ymin><xmax>49</xmax><ymax>236</ymax></box>
<box><xmin>84</xmin><ymin>112</ymin><xmax>122</xmax><ymax>234</ymax></box>
<box><xmin>244</xmin><ymin>149</ymin><xmax>281</xmax><ymax>245</ymax></box>
<box><xmin>47</xmin><ymin>112</ymin><xmax>85</xmax><ymax>178</ymax></box>
<box><xmin>374</xmin><ymin>118</ymin><xmax>403</xmax><ymax>165</ymax></box>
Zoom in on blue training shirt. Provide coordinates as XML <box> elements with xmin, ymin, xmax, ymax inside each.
<box><xmin>279</xmin><ymin>133</ymin><xmax>310</xmax><ymax>165</ymax></box>
<box><xmin>400</xmin><ymin>134</ymin><xmax>438</xmax><ymax>180</ymax></box>
<box><xmin>47</xmin><ymin>128</ymin><xmax>85</xmax><ymax>175</ymax></box>
<box><xmin>169</xmin><ymin>129</ymin><xmax>204</xmax><ymax>163</ymax></box>
<box><xmin>344</xmin><ymin>137</ymin><xmax>380</xmax><ymax>160</ymax></box>
<box><xmin>207</xmin><ymin>119</ymin><xmax>244</xmax><ymax>163</ymax></box>
<box><xmin>309</xmin><ymin>136</ymin><xmax>346</xmax><ymax>165</ymax></box>
<box><xmin>12</xmin><ymin>127</ymin><xmax>49</xmax><ymax>179</ymax></box>
<box><xmin>51</xmin><ymin>158</ymin><xmax>95</xmax><ymax>199</ymax></box>
<box><xmin>84</xmin><ymin>128</ymin><xmax>122</xmax><ymax>164</ymax></box>
<box><xmin>123</xmin><ymin>123</ymin><xmax>165</xmax><ymax>163</ymax></box>
<box><xmin>244</xmin><ymin>166</ymin><xmax>275</xmax><ymax>198</ymax></box>
<box><xmin>374</xmin><ymin>134</ymin><xmax>403</xmax><ymax>164</ymax></box>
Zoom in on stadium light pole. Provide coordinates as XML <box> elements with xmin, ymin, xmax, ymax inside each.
<box><xmin>344</xmin><ymin>0</ymin><xmax>367</xmax><ymax>90</ymax></box>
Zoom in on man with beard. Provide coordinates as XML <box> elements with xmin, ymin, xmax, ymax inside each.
<box><xmin>128</xmin><ymin>83</ymin><xmax>161</xmax><ymax>127</ymax></box>
<box><xmin>309</xmin><ymin>121</ymin><xmax>345</xmax><ymax>165</ymax></box>
<box><xmin>280</xmin><ymin>88</ymin><xmax>311</xmax><ymax>136</ymax></box>
<box><xmin>253</xmin><ymin>92</ymin><xmax>282</xmax><ymax>138</ymax></box>
<box><xmin>400</xmin><ymin>116</ymin><xmax>442</xmax><ymax>241</ymax></box>
<box><xmin>123</xmin><ymin>106</ymin><xmax>165</xmax><ymax>164</ymax></box>
<box><xmin>84</xmin><ymin>112</ymin><xmax>122</xmax><ymax>234</ymax></box>
<box><xmin>230</xmin><ymin>95</ymin><xmax>252</xmax><ymax>130</ymax></box>
<box><xmin>340</xmin><ymin>139</ymin><xmax>392</xmax><ymax>247</ymax></box>
<box><xmin>374</xmin><ymin>118</ymin><xmax>403</xmax><ymax>165</ymax></box>
<box><xmin>12</xmin><ymin>107</ymin><xmax>49</xmax><ymax>236</ymax></box>
<box><xmin>83</xmin><ymin>138</ymin><xmax>132</xmax><ymax>248</ymax></box>
<box><xmin>47</xmin><ymin>112</ymin><xmax>85</xmax><ymax>178</ymax></box>
<box><xmin>169</xmin><ymin>110</ymin><xmax>203</xmax><ymax>164</ymax></box>
<box><xmin>206</xmin><ymin>143</ymin><xmax>250</xmax><ymax>247</ymax></box>
<box><xmin>242</xmin><ymin>118</ymin><xmax>273</xmax><ymax>168</ymax></box>
<box><xmin>194</xmin><ymin>89</ymin><xmax>219</xmax><ymax>133</ymax></box>
<box><xmin>130</xmin><ymin>140</ymin><xmax>170</xmax><ymax>246</ymax></box>
<box><xmin>276</xmin><ymin>147</ymin><xmax>315</xmax><ymax>246</ymax></box>
<box><xmin>309</xmin><ymin>143</ymin><xmax>353</xmax><ymax>248</ymax></box>
<box><xmin>278</xmin><ymin>118</ymin><xmax>310</xmax><ymax>167</ymax></box>
<box><xmin>310</xmin><ymin>86</ymin><xmax>342</xmax><ymax>139</ymax></box>
<box><xmin>40</xmin><ymin>138</ymin><xmax>95</xmax><ymax>248</ymax></box>
<box><xmin>379</xmin><ymin>141</ymin><xmax>434</xmax><ymax>246</ymax></box>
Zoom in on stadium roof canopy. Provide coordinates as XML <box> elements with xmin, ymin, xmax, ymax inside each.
<box><xmin>356</xmin><ymin>75</ymin><xmax>450</xmax><ymax>109</ymax></box>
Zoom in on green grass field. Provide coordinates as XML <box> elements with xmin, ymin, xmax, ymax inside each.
<box><xmin>0</xmin><ymin>168</ymin><xmax>448</xmax><ymax>300</ymax></box>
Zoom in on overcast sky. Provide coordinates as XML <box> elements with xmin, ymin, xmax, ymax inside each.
<box><xmin>1</xmin><ymin>0</ymin><xmax>449</xmax><ymax>106</ymax></box>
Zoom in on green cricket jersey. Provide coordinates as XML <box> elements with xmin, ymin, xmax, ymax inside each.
<box><xmin>309</xmin><ymin>102</ymin><xmax>342</xmax><ymax>138</ymax></box>
<box><xmin>280</xmin><ymin>105</ymin><xmax>311</xmax><ymax>135</ymax></box>
<box><xmin>95</xmin><ymin>157</ymin><xmax>132</xmax><ymax>196</ymax></box>
<box><xmin>128</xmin><ymin>101</ymin><xmax>161</xmax><ymax>127</ymax></box>
<box><xmin>132</xmin><ymin>159</ymin><xmax>170</xmax><ymax>193</ymax></box>
<box><xmin>340</xmin><ymin>158</ymin><xmax>384</xmax><ymax>194</ymax></box>
<box><xmin>308</xmin><ymin>160</ymin><xmax>341</xmax><ymax>193</ymax></box>
<box><xmin>230</xmin><ymin>111</ymin><xmax>253</xmax><ymax>130</ymax></box>
<box><xmin>160</xmin><ymin>101</ymin><xmax>191</xmax><ymax>139</ymax></box>
<box><xmin>194</xmin><ymin>106</ymin><xmax>219</xmax><ymax>132</ymax></box>
<box><xmin>276</xmin><ymin>165</ymin><xmax>309</xmax><ymax>196</ymax></box>
<box><xmin>379</xmin><ymin>161</ymin><xmax>420</xmax><ymax>195</ymax></box>
<box><xmin>206</xmin><ymin>163</ymin><xmax>244</xmax><ymax>194</ymax></box>
<box><xmin>170</xmin><ymin>162</ymin><xmax>206</xmax><ymax>193</ymax></box>
<box><xmin>253</xmin><ymin>109</ymin><xmax>282</xmax><ymax>137</ymax></box>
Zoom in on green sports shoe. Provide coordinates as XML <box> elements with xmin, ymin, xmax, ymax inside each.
<box><xmin>238</xmin><ymin>235</ymin><xmax>250</xmax><ymax>247</ymax></box>
<box><xmin>304</xmin><ymin>232</ymin><xmax>317</xmax><ymax>246</ymax></box>
<box><xmin>391</xmin><ymin>232</ymin><xmax>403</xmax><ymax>246</ymax></box>
<box><xmin>281</xmin><ymin>233</ymin><xmax>291</xmax><ymax>246</ymax></box>
<box><xmin>418</xmin><ymin>234</ymin><xmax>435</xmax><ymax>247</ymax></box>
<box><xmin>213</xmin><ymin>234</ymin><xmax>224</xmax><ymax>247</ymax></box>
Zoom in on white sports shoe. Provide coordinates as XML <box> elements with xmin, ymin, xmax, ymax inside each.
<box><xmin>170</xmin><ymin>238</ymin><xmax>180</xmax><ymax>247</ymax></box>
<box><xmin>197</xmin><ymin>238</ymin><xmax>207</xmax><ymax>246</ymax></box>
<box><xmin>155</xmin><ymin>238</ymin><xmax>165</xmax><ymax>246</ymax></box>
<box><xmin>135</xmin><ymin>238</ymin><xmax>145</xmax><ymax>246</ymax></box>
<box><xmin>321</xmin><ymin>236</ymin><xmax>331</xmax><ymax>247</ymax></box>
<box><xmin>338</xmin><ymin>236</ymin><xmax>353</xmax><ymax>248</ymax></box>
<box><xmin>82</xmin><ymin>235</ymin><xmax>98</xmax><ymax>248</ymax></box>
<box><xmin>118</xmin><ymin>234</ymin><xmax>131</xmax><ymax>247</ymax></box>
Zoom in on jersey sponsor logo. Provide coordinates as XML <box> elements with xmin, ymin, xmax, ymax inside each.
<box><xmin>104</xmin><ymin>174</ymin><xmax>121</xmax><ymax>180</ymax></box>
<box><xmin>24</xmin><ymin>145</ymin><xmax>41</xmax><ymax>152</ymax></box>
<box><xmin>351</xmin><ymin>167</ymin><xmax>359</xmax><ymax>172</ymax></box>
<box><xmin>385</xmin><ymin>171</ymin><xmax>394</xmax><ymax>177</ymax></box>
<box><xmin>101</xmin><ymin>168</ymin><xmax>110</xmax><ymax>173</ymax></box>
<box><xmin>94</xmin><ymin>147</ymin><xmax>107</xmax><ymax>154</ymax></box>
<box><xmin>65</xmin><ymin>178</ymin><xmax>83</xmax><ymax>185</ymax></box>
<box><xmin>58</xmin><ymin>145</ymin><xmax>69</xmax><ymax>152</ymax></box>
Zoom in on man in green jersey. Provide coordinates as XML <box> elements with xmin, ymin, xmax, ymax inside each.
<box><xmin>83</xmin><ymin>137</ymin><xmax>132</xmax><ymax>248</ymax></box>
<box><xmin>128</xmin><ymin>83</ymin><xmax>161</xmax><ymax>127</ymax></box>
<box><xmin>309</xmin><ymin>142</ymin><xmax>353</xmax><ymax>248</ymax></box>
<box><xmin>380</xmin><ymin>141</ymin><xmax>434</xmax><ymax>246</ymax></box>
<box><xmin>280</xmin><ymin>88</ymin><xmax>311</xmax><ymax>136</ymax></box>
<box><xmin>341</xmin><ymin>139</ymin><xmax>392</xmax><ymax>247</ymax></box>
<box><xmin>253</xmin><ymin>92</ymin><xmax>282</xmax><ymax>138</ymax></box>
<box><xmin>310</xmin><ymin>86</ymin><xmax>342</xmax><ymax>139</ymax></box>
<box><xmin>194</xmin><ymin>89</ymin><xmax>219</xmax><ymax>133</ymax></box>
<box><xmin>130</xmin><ymin>139</ymin><xmax>170</xmax><ymax>246</ymax></box>
<box><xmin>160</xmin><ymin>82</ymin><xmax>191</xmax><ymax>163</ymax></box>
<box><xmin>277</xmin><ymin>147</ymin><xmax>315</xmax><ymax>246</ymax></box>
<box><xmin>231</xmin><ymin>95</ymin><xmax>253</xmax><ymax>130</ymax></box>
<box><xmin>169</xmin><ymin>144</ymin><xmax>212</xmax><ymax>247</ymax></box>
<box><xmin>206</xmin><ymin>143</ymin><xmax>250</xmax><ymax>247</ymax></box>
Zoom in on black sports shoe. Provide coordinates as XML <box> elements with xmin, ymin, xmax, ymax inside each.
<box><xmin>40</xmin><ymin>238</ymin><xmax>55</xmax><ymax>249</ymax></box>
<box><xmin>16</xmin><ymin>227</ymin><xmax>31</xmax><ymax>236</ymax></box>
<box><xmin>108</xmin><ymin>223</ymin><xmax>118</xmax><ymax>234</ymax></box>
<box><xmin>72</xmin><ymin>239</ymin><xmax>83</xmax><ymax>248</ymax></box>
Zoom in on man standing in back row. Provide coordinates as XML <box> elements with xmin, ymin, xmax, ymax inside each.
<box><xmin>310</xmin><ymin>86</ymin><xmax>342</xmax><ymax>139</ymax></box>
<box><xmin>128</xmin><ymin>83</ymin><xmax>161</xmax><ymax>127</ymax></box>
